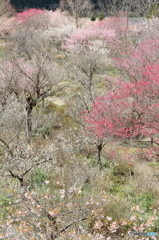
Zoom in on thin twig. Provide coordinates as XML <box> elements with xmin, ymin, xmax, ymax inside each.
<box><xmin>53</xmin><ymin>218</ymin><xmax>88</xmax><ymax>239</ymax></box>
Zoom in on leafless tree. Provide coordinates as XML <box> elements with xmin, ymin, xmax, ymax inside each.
<box><xmin>97</xmin><ymin>0</ymin><xmax>158</xmax><ymax>17</ymax></box>
<box><xmin>0</xmin><ymin>0</ymin><xmax>10</xmax><ymax>16</ymax></box>
<box><xmin>60</xmin><ymin>0</ymin><xmax>93</xmax><ymax>28</ymax></box>
<box><xmin>1</xmin><ymin>54</ymin><xmax>66</xmax><ymax>138</ymax></box>
<box><xmin>3</xmin><ymin>12</ymin><xmax>69</xmax><ymax>138</ymax></box>
<box><xmin>0</xmin><ymin>0</ymin><xmax>15</xmax><ymax>42</ymax></box>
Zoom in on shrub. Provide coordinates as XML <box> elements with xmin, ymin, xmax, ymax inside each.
<box><xmin>29</xmin><ymin>169</ymin><xmax>47</xmax><ymax>189</ymax></box>
<box><xmin>147</xmin><ymin>2</ymin><xmax>159</xmax><ymax>18</ymax></box>
<box><xmin>98</xmin><ymin>13</ymin><xmax>105</xmax><ymax>20</ymax></box>
<box><xmin>90</xmin><ymin>14</ymin><xmax>96</xmax><ymax>21</ymax></box>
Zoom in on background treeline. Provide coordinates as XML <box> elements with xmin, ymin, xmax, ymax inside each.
<box><xmin>10</xmin><ymin>0</ymin><xmax>159</xmax><ymax>17</ymax></box>
<box><xmin>10</xmin><ymin>0</ymin><xmax>60</xmax><ymax>11</ymax></box>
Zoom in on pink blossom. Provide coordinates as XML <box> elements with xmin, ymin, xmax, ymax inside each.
<box><xmin>15</xmin><ymin>9</ymin><xmax>44</xmax><ymax>23</ymax></box>
<box><xmin>107</xmin><ymin>216</ymin><xmax>112</xmax><ymax>221</ymax></box>
<box><xmin>93</xmin><ymin>220</ymin><xmax>103</xmax><ymax>230</ymax></box>
<box><xmin>108</xmin><ymin>221</ymin><xmax>119</xmax><ymax>233</ymax></box>
<box><xmin>59</xmin><ymin>189</ymin><xmax>65</xmax><ymax>198</ymax></box>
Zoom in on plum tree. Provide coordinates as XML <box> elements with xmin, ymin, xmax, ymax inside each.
<box><xmin>0</xmin><ymin>56</ymin><xmax>65</xmax><ymax>137</ymax></box>
<box><xmin>82</xmin><ymin>63</ymin><xmax>159</xmax><ymax>168</ymax></box>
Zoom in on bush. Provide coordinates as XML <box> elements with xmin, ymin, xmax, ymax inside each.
<box><xmin>90</xmin><ymin>14</ymin><xmax>96</xmax><ymax>21</ymax></box>
<box><xmin>98</xmin><ymin>13</ymin><xmax>105</xmax><ymax>20</ymax></box>
<box><xmin>147</xmin><ymin>2</ymin><xmax>159</xmax><ymax>18</ymax></box>
<box><xmin>29</xmin><ymin>169</ymin><xmax>47</xmax><ymax>189</ymax></box>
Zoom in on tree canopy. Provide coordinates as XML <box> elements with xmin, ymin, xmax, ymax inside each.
<box><xmin>10</xmin><ymin>0</ymin><xmax>60</xmax><ymax>11</ymax></box>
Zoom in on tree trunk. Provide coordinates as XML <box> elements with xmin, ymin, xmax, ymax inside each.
<box><xmin>75</xmin><ymin>13</ymin><xmax>79</xmax><ymax>28</ymax></box>
<box><xmin>97</xmin><ymin>141</ymin><xmax>103</xmax><ymax>170</ymax></box>
<box><xmin>26</xmin><ymin>97</ymin><xmax>33</xmax><ymax>138</ymax></box>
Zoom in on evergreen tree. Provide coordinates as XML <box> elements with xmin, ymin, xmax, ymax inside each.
<box><xmin>10</xmin><ymin>0</ymin><xmax>60</xmax><ymax>11</ymax></box>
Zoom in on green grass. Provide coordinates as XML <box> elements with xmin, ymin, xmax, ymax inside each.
<box><xmin>0</xmin><ymin>46</ymin><xmax>6</xmax><ymax>57</ymax></box>
<box><xmin>132</xmin><ymin>192</ymin><xmax>156</xmax><ymax>212</ymax></box>
<box><xmin>28</xmin><ymin>168</ymin><xmax>48</xmax><ymax>190</ymax></box>
<box><xmin>106</xmin><ymin>66</ymin><xmax>119</xmax><ymax>76</ymax></box>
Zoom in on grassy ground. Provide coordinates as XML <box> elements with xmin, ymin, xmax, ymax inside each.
<box><xmin>1</xmin><ymin>101</ymin><xmax>159</xmax><ymax>239</ymax></box>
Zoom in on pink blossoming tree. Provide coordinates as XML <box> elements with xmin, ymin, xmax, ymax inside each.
<box><xmin>82</xmin><ymin>64</ymin><xmax>159</xmax><ymax>168</ymax></box>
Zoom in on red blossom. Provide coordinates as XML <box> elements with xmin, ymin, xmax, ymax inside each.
<box><xmin>15</xmin><ymin>9</ymin><xmax>44</xmax><ymax>23</ymax></box>
<box><xmin>82</xmin><ymin>64</ymin><xmax>159</xmax><ymax>141</ymax></box>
